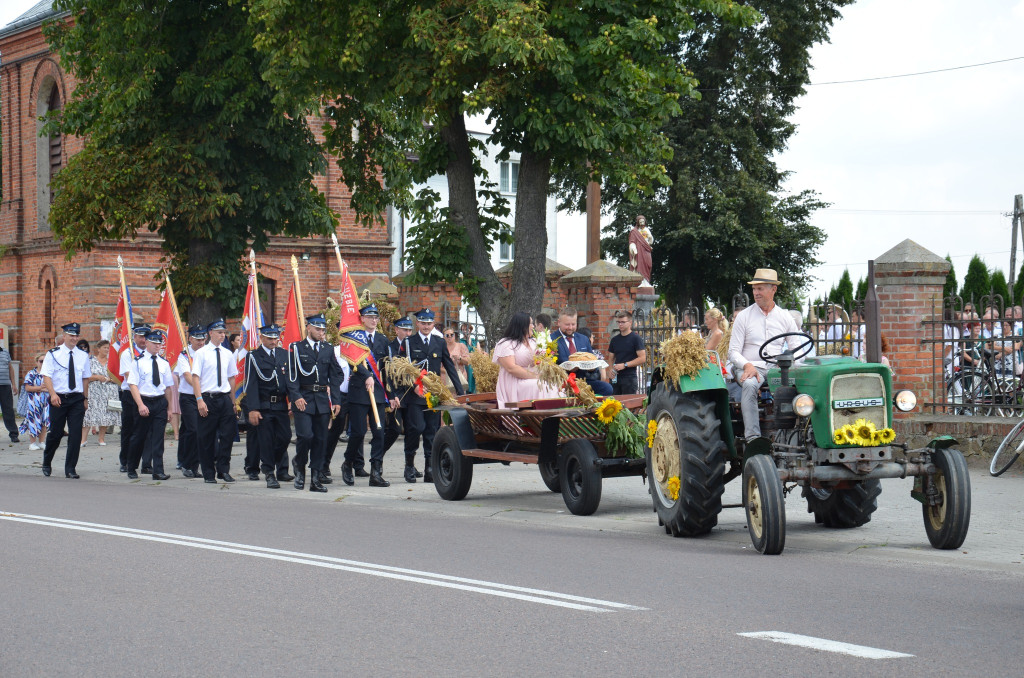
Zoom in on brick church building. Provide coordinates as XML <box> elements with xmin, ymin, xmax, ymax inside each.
<box><xmin>0</xmin><ymin>2</ymin><xmax>395</xmax><ymax>371</ymax></box>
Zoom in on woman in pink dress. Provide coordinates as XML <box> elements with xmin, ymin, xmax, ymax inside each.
<box><xmin>492</xmin><ymin>312</ymin><xmax>560</xmax><ymax>408</ymax></box>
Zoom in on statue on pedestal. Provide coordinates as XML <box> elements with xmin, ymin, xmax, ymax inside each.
<box><xmin>628</xmin><ymin>215</ymin><xmax>654</xmax><ymax>288</ymax></box>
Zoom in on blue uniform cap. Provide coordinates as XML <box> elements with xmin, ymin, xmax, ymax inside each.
<box><xmin>145</xmin><ymin>330</ymin><xmax>166</xmax><ymax>344</ymax></box>
<box><xmin>259</xmin><ymin>324</ymin><xmax>282</xmax><ymax>338</ymax></box>
<box><xmin>133</xmin><ymin>323</ymin><xmax>152</xmax><ymax>335</ymax></box>
<box><xmin>206</xmin><ymin>318</ymin><xmax>227</xmax><ymax>332</ymax></box>
<box><xmin>61</xmin><ymin>322</ymin><xmax>81</xmax><ymax>336</ymax></box>
<box><xmin>394</xmin><ymin>317</ymin><xmax>413</xmax><ymax>330</ymax></box>
<box><xmin>359</xmin><ymin>304</ymin><xmax>379</xmax><ymax>317</ymax></box>
<box><xmin>188</xmin><ymin>324</ymin><xmax>207</xmax><ymax>338</ymax></box>
<box><xmin>306</xmin><ymin>314</ymin><xmax>327</xmax><ymax>329</ymax></box>
<box><xmin>414</xmin><ymin>308</ymin><xmax>435</xmax><ymax>321</ymax></box>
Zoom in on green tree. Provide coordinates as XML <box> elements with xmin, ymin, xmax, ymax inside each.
<box><xmin>944</xmin><ymin>255</ymin><xmax>958</xmax><ymax>299</ymax></box>
<box><xmin>1014</xmin><ymin>261</ymin><xmax>1024</xmax><ymax>306</ymax></box>
<box><xmin>990</xmin><ymin>269</ymin><xmax>1010</xmax><ymax>307</ymax></box>
<box><xmin>827</xmin><ymin>269</ymin><xmax>854</xmax><ymax>311</ymax></box>
<box><xmin>855</xmin><ymin>276</ymin><xmax>868</xmax><ymax>302</ymax></box>
<box><xmin>961</xmin><ymin>255</ymin><xmax>990</xmax><ymax>307</ymax></box>
<box><xmin>249</xmin><ymin>0</ymin><xmax>756</xmax><ymax>340</ymax></box>
<box><xmin>44</xmin><ymin>0</ymin><xmax>334</xmax><ymax>321</ymax></box>
<box><xmin>599</xmin><ymin>0</ymin><xmax>848</xmax><ymax>305</ymax></box>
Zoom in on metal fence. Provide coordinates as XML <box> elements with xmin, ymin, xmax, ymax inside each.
<box><xmin>923</xmin><ymin>293</ymin><xmax>1024</xmax><ymax>416</ymax></box>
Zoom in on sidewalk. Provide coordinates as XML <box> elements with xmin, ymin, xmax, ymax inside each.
<box><xmin>2</xmin><ymin>430</ymin><xmax>1023</xmax><ymax>574</ymax></box>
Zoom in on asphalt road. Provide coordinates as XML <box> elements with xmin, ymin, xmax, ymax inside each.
<box><xmin>2</xmin><ymin>469</ymin><xmax>1022</xmax><ymax>677</ymax></box>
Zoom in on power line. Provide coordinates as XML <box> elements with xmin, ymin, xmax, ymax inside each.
<box><xmin>823</xmin><ymin>208</ymin><xmax>1006</xmax><ymax>216</ymax></box>
<box><xmin>808</xmin><ymin>56</ymin><xmax>1024</xmax><ymax>86</ymax></box>
<box><xmin>814</xmin><ymin>250</ymin><xmax>1013</xmax><ymax>268</ymax></box>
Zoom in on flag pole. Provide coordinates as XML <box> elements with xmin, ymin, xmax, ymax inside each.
<box><xmin>331</xmin><ymin>233</ymin><xmax>381</xmax><ymax>430</ymax></box>
<box><xmin>249</xmin><ymin>248</ymin><xmax>261</xmax><ymax>323</ymax></box>
<box><xmin>116</xmin><ymin>255</ymin><xmax>133</xmax><ymax>347</ymax></box>
<box><xmin>290</xmin><ymin>254</ymin><xmax>306</xmax><ymax>340</ymax></box>
<box><xmin>163</xmin><ymin>271</ymin><xmax>188</xmax><ymax>358</ymax></box>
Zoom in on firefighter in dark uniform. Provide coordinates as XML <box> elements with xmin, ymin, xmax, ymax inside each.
<box><xmin>384</xmin><ymin>316</ymin><xmax>414</xmax><ymax>477</ymax></box>
<box><xmin>401</xmin><ymin>308</ymin><xmax>465</xmax><ymax>483</ymax></box>
<box><xmin>244</xmin><ymin>324</ymin><xmax>292</xmax><ymax>489</ymax></box>
<box><xmin>342</xmin><ymin>304</ymin><xmax>397</xmax><ymax>488</ymax></box>
<box><xmin>286</xmin><ymin>314</ymin><xmax>342</xmax><ymax>493</ymax></box>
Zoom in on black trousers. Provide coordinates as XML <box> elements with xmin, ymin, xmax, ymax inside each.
<box><xmin>324</xmin><ymin>398</ymin><xmax>349</xmax><ymax>470</ymax></box>
<box><xmin>196</xmin><ymin>393</ymin><xmax>235</xmax><ymax>479</ymax></box>
<box><xmin>42</xmin><ymin>392</ymin><xmax>85</xmax><ymax>473</ymax></box>
<box><xmin>613</xmin><ymin>373</ymin><xmax>639</xmax><ymax>396</ymax></box>
<box><xmin>383</xmin><ymin>408</ymin><xmax>402</xmax><ymax>454</ymax></box>
<box><xmin>0</xmin><ymin>384</ymin><xmax>17</xmax><ymax>436</ymax></box>
<box><xmin>128</xmin><ymin>396</ymin><xmax>168</xmax><ymax>474</ymax></box>
<box><xmin>293</xmin><ymin>409</ymin><xmax>329</xmax><ymax>473</ymax></box>
<box><xmin>250</xmin><ymin>408</ymin><xmax>291</xmax><ymax>475</ymax></box>
<box><xmin>119</xmin><ymin>389</ymin><xmax>139</xmax><ymax>466</ymax></box>
<box><xmin>345</xmin><ymin>401</ymin><xmax>385</xmax><ymax>466</ymax></box>
<box><xmin>177</xmin><ymin>393</ymin><xmax>200</xmax><ymax>473</ymax></box>
<box><xmin>404</xmin><ymin>401</ymin><xmax>440</xmax><ymax>461</ymax></box>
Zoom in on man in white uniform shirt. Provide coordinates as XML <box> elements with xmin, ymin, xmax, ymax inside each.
<box><xmin>40</xmin><ymin>322</ymin><xmax>92</xmax><ymax>478</ymax></box>
<box><xmin>174</xmin><ymin>325</ymin><xmax>207</xmax><ymax>478</ymax></box>
<box><xmin>126</xmin><ymin>330</ymin><xmax>175</xmax><ymax>480</ymax></box>
<box><xmin>118</xmin><ymin>323</ymin><xmax>150</xmax><ymax>473</ymax></box>
<box><xmin>728</xmin><ymin>268</ymin><xmax>802</xmax><ymax>439</ymax></box>
<box><xmin>190</xmin><ymin>318</ymin><xmax>239</xmax><ymax>483</ymax></box>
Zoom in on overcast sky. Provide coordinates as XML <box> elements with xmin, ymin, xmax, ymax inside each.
<box><xmin>4</xmin><ymin>0</ymin><xmax>1022</xmax><ymax>301</ymax></box>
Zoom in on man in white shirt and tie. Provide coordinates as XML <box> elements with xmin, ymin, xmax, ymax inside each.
<box><xmin>40</xmin><ymin>322</ymin><xmax>92</xmax><ymax>478</ymax></box>
<box><xmin>118</xmin><ymin>323</ymin><xmax>150</xmax><ymax>473</ymax></box>
<box><xmin>190</xmin><ymin>318</ymin><xmax>239</xmax><ymax>483</ymax></box>
<box><xmin>728</xmin><ymin>268</ymin><xmax>802</xmax><ymax>439</ymax></box>
<box><xmin>126</xmin><ymin>330</ymin><xmax>175</xmax><ymax>480</ymax></box>
<box><xmin>174</xmin><ymin>324</ymin><xmax>207</xmax><ymax>478</ymax></box>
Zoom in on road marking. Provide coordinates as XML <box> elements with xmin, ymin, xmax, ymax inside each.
<box><xmin>0</xmin><ymin>511</ymin><xmax>646</xmax><ymax>613</ymax></box>
<box><xmin>738</xmin><ymin>632</ymin><xmax>913</xmax><ymax>659</ymax></box>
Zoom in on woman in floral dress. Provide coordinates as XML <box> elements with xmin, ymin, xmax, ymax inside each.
<box><xmin>19</xmin><ymin>354</ymin><xmax>49</xmax><ymax>450</ymax></box>
<box><xmin>83</xmin><ymin>340</ymin><xmax>120</xmax><ymax>445</ymax></box>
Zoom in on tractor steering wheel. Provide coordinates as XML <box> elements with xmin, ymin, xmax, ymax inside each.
<box><xmin>758</xmin><ymin>332</ymin><xmax>814</xmax><ymax>365</ymax></box>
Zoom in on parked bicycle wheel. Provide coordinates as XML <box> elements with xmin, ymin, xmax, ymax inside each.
<box><xmin>946</xmin><ymin>371</ymin><xmax>998</xmax><ymax>416</ymax></box>
<box><xmin>994</xmin><ymin>376</ymin><xmax>1024</xmax><ymax>417</ymax></box>
<box><xmin>991</xmin><ymin>418</ymin><xmax>1024</xmax><ymax>476</ymax></box>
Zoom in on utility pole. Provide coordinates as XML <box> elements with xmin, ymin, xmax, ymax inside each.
<box><xmin>1009</xmin><ymin>194</ymin><xmax>1023</xmax><ymax>301</ymax></box>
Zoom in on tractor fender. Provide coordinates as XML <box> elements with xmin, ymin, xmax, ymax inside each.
<box><xmin>441</xmin><ymin>407</ymin><xmax>477</xmax><ymax>452</ymax></box>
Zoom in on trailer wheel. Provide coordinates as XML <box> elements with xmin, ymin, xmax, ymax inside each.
<box><xmin>802</xmin><ymin>480</ymin><xmax>881</xmax><ymax>528</ymax></box>
<box><xmin>538</xmin><ymin>458</ymin><xmax>560</xmax><ymax>493</ymax></box>
<box><xmin>432</xmin><ymin>426</ymin><xmax>473</xmax><ymax>501</ymax></box>
<box><xmin>645</xmin><ymin>384</ymin><xmax>725</xmax><ymax>537</ymax></box>
<box><xmin>743</xmin><ymin>454</ymin><xmax>786</xmax><ymax>555</ymax></box>
<box><xmin>559</xmin><ymin>440</ymin><xmax>602</xmax><ymax>515</ymax></box>
<box><xmin>923</xmin><ymin>447</ymin><xmax>971</xmax><ymax>549</ymax></box>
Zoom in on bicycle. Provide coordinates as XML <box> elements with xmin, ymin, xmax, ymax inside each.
<box><xmin>991</xmin><ymin>417</ymin><xmax>1024</xmax><ymax>475</ymax></box>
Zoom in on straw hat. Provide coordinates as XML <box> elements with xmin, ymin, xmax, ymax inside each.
<box><xmin>747</xmin><ymin>268</ymin><xmax>780</xmax><ymax>285</ymax></box>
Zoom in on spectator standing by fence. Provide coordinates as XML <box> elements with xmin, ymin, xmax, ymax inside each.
<box><xmin>609</xmin><ymin>310</ymin><xmax>646</xmax><ymax>396</ymax></box>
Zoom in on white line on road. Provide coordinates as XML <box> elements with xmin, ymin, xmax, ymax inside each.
<box><xmin>0</xmin><ymin>511</ymin><xmax>646</xmax><ymax>613</ymax></box>
<box><xmin>738</xmin><ymin>632</ymin><xmax>914</xmax><ymax>659</ymax></box>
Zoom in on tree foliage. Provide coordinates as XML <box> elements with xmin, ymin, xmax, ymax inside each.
<box><xmin>249</xmin><ymin>0</ymin><xmax>756</xmax><ymax>339</ymax></box>
<box><xmin>944</xmin><ymin>255</ymin><xmax>958</xmax><ymax>299</ymax></box>
<box><xmin>961</xmin><ymin>255</ymin><xmax>990</xmax><ymax>307</ymax></box>
<box><xmin>827</xmin><ymin>269</ymin><xmax>854</xmax><ymax>311</ymax></box>
<box><xmin>598</xmin><ymin>0</ymin><xmax>850</xmax><ymax>306</ymax></box>
<box><xmin>990</xmin><ymin>269</ymin><xmax>1010</xmax><ymax>308</ymax></box>
<box><xmin>44</xmin><ymin>0</ymin><xmax>334</xmax><ymax>321</ymax></box>
<box><xmin>1014</xmin><ymin>261</ymin><xmax>1024</xmax><ymax>306</ymax></box>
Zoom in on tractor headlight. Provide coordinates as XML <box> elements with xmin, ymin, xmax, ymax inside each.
<box><xmin>894</xmin><ymin>390</ymin><xmax>917</xmax><ymax>412</ymax></box>
<box><xmin>793</xmin><ymin>394</ymin><xmax>815</xmax><ymax>417</ymax></box>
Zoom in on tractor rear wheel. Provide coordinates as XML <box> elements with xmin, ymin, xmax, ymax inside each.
<box><xmin>645</xmin><ymin>384</ymin><xmax>725</xmax><ymax>537</ymax></box>
<box><xmin>802</xmin><ymin>480</ymin><xmax>881</xmax><ymax>528</ymax></box>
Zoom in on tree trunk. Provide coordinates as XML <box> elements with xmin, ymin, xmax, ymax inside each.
<box><xmin>186</xmin><ymin>238</ymin><xmax>223</xmax><ymax>325</ymax></box>
<box><xmin>439</xmin><ymin>107</ymin><xmax>508</xmax><ymax>344</ymax></box>
<box><xmin>506</xmin><ymin>147</ymin><xmax>550</xmax><ymax>319</ymax></box>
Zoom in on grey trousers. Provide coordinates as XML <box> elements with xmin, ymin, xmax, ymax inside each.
<box><xmin>737</xmin><ymin>366</ymin><xmax>767</xmax><ymax>439</ymax></box>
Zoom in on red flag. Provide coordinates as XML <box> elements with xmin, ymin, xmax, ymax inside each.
<box><xmin>106</xmin><ymin>288</ymin><xmax>134</xmax><ymax>385</ymax></box>
<box><xmin>235</xmin><ymin>273</ymin><xmax>264</xmax><ymax>400</ymax></box>
<box><xmin>282</xmin><ymin>286</ymin><xmax>301</xmax><ymax>348</ymax></box>
<box><xmin>154</xmin><ymin>290</ymin><xmax>185</xmax><ymax>367</ymax></box>
<box><xmin>336</xmin><ymin>256</ymin><xmax>370</xmax><ymax>365</ymax></box>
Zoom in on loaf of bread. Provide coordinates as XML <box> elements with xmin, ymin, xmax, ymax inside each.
<box><xmin>568</xmin><ymin>351</ymin><xmax>598</xmax><ymax>362</ymax></box>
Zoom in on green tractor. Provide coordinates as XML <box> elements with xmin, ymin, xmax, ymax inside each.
<box><xmin>645</xmin><ymin>332</ymin><xmax>971</xmax><ymax>555</ymax></box>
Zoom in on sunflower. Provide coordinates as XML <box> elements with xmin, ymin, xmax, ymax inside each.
<box><xmin>853</xmin><ymin>418</ymin><xmax>876</xmax><ymax>440</ymax></box>
<box><xmin>666</xmin><ymin>476</ymin><xmax>680</xmax><ymax>501</ymax></box>
<box><xmin>595</xmin><ymin>398</ymin><xmax>623</xmax><ymax>425</ymax></box>
<box><xmin>647</xmin><ymin>419</ymin><xmax>658</xmax><ymax>447</ymax></box>
<box><xmin>833</xmin><ymin>430</ymin><xmax>846</xmax><ymax>445</ymax></box>
<box><xmin>879</xmin><ymin>428</ymin><xmax>896</xmax><ymax>444</ymax></box>
<box><xmin>841</xmin><ymin>425</ymin><xmax>858</xmax><ymax>444</ymax></box>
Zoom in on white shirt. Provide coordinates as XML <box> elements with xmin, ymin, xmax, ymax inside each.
<box><xmin>728</xmin><ymin>303</ymin><xmax>802</xmax><ymax>372</ymax></box>
<box><xmin>41</xmin><ymin>344</ymin><xmax>91</xmax><ymax>395</ymax></box>
<box><xmin>173</xmin><ymin>346</ymin><xmax>199</xmax><ymax>395</ymax></box>
<box><xmin>119</xmin><ymin>342</ymin><xmax>145</xmax><ymax>391</ymax></box>
<box><xmin>127</xmin><ymin>351</ymin><xmax>175</xmax><ymax>397</ymax></box>
<box><xmin>191</xmin><ymin>343</ymin><xmax>238</xmax><ymax>394</ymax></box>
<box><xmin>334</xmin><ymin>346</ymin><xmax>351</xmax><ymax>393</ymax></box>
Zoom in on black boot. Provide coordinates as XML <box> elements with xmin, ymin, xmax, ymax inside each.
<box><xmin>423</xmin><ymin>456</ymin><xmax>433</xmax><ymax>484</ymax></box>
<box><xmin>266</xmin><ymin>473</ymin><xmax>280</xmax><ymax>489</ymax></box>
<box><xmin>318</xmin><ymin>470</ymin><xmax>333</xmax><ymax>484</ymax></box>
<box><xmin>341</xmin><ymin>460</ymin><xmax>355</xmax><ymax>486</ymax></box>
<box><xmin>309</xmin><ymin>474</ymin><xmax>327</xmax><ymax>492</ymax></box>
<box><xmin>369</xmin><ymin>460</ymin><xmax>390</xmax><ymax>487</ymax></box>
<box><xmin>404</xmin><ymin>454</ymin><xmax>417</xmax><ymax>483</ymax></box>
<box><xmin>294</xmin><ymin>470</ymin><xmax>305</xmax><ymax>490</ymax></box>
<box><xmin>354</xmin><ymin>466</ymin><xmax>370</xmax><ymax>478</ymax></box>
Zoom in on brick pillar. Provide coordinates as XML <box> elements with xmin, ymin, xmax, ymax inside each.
<box><xmin>559</xmin><ymin>260</ymin><xmax>641</xmax><ymax>352</ymax></box>
<box><xmin>874</xmin><ymin>239</ymin><xmax>949</xmax><ymax>417</ymax></box>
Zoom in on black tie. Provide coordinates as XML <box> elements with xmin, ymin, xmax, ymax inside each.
<box><xmin>152</xmin><ymin>356</ymin><xmax>160</xmax><ymax>387</ymax></box>
<box><xmin>68</xmin><ymin>350</ymin><xmax>76</xmax><ymax>390</ymax></box>
<box><xmin>315</xmin><ymin>341</ymin><xmax>320</xmax><ymax>353</ymax></box>
<box><xmin>216</xmin><ymin>348</ymin><xmax>222</xmax><ymax>387</ymax></box>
